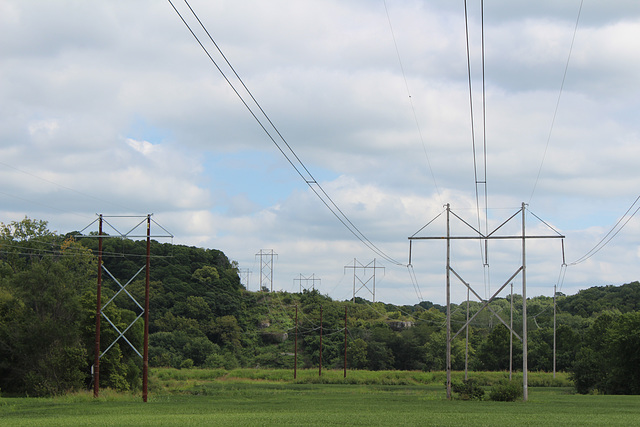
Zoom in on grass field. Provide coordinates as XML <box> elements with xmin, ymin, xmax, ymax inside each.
<box><xmin>1</xmin><ymin>369</ymin><xmax>638</xmax><ymax>426</ymax></box>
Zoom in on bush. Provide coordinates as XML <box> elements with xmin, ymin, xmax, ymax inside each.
<box><xmin>180</xmin><ymin>359</ymin><xmax>194</xmax><ymax>369</ymax></box>
<box><xmin>204</xmin><ymin>353</ymin><xmax>226</xmax><ymax>369</ymax></box>
<box><xmin>451</xmin><ymin>379</ymin><xmax>485</xmax><ymax>400</ymax></box>
<box><xmin>489</xmin><ymin>380</ymin><xmax>523</xmax><ymax>401</ymax></box>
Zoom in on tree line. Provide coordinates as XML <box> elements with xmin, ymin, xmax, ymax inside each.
<box><xmin>1</xmin><ymin>217</ymin><xmax>639</xmax><ymax>395</ymax></box>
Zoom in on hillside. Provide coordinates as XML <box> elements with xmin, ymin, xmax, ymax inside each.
<box><xmin>2</xmin><ymin>218</ymin><xmax>639</xmax><ymax>395</ymax></box>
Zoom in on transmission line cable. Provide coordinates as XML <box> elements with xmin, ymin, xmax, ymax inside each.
<box><xmin>570</xmin><ymin>195</ymin><xmax>640</xmax><ymax>265</ymax></box>
<box><xmin>479</xmin><ymin>0</ymin><xmax>490</xmax><ymax>299</ymax></box>
<box><xmin>529</xmin><ymin>0</ymin><xmax>584</xmax><ymax>203</ymax></box>
<box><xmin>463</xmin><ymin>0</ymin><xmax>490</xmax><ymax>297</ymax></box>
<box><xmin>0</xmin><ymin>161</ymin><xmax>134</xmax><ymax>214</ymax></box>
<box><xmin>168</xmin><ymin>0</ymin><xmax>403</xmax><ymax>266</ymax></box>
<box><xmin>407</xmin><ymin>264</ymin><xmax>424</xmax><ymax>302</ymax></box>
<box><xmin>382</xmin><ymin>0</ymin><xmax>442</xmax><ymax>203</ymax></box>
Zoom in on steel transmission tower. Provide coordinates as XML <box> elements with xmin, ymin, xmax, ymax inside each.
<box><xmin>344</xmin><ymin>258</ymin><xmax>384</xmax><ymax>303</ymax></box>
<box><xmin>256</xmin><ymin>249</ymin><xmax>277</xmax><ymax>292</ymax></box>
<box><xmin>239</xmin><ymin>268</ymin><xmax>252</xmax><ymax>291</ymax></box>
<box><xmin>294</xmin><ymin>273</ymin><xmax>321</xmax><ymax>293</ymax></box>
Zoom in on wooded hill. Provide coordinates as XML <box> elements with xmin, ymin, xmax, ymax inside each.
<box><xmin>1</xmin><ymin>218</ymin><xmax>639</xmax><ymax>396</ymax></box>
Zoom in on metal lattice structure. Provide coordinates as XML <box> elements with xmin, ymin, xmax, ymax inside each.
<box><xmin>256</xmin><ymin>249</ymin><xmax>277</xmax><ymax>292</ymax></box>
<box><xmin>294</xmin><ymin>273</ymin><xmax>320</xmax><ymax>293</ymax></box>
<box><xmin>344</xmin><ymin>258</ymin><xmax>385</xmax><ymax>303</ymax></box>
<box><xmin>239</xmin><ymin>268</ymin><xmax>252</xmax><ymax>291</ymax></box>
<box><xmin>409</xmin><ymin>203</ymin><xmax>564</xmax><ymax>401</ymax></box>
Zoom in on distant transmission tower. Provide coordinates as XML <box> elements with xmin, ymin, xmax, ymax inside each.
<box><xmin>344</xmin><ymin>258</ymin><xmax>384</xmax><ymax>303</ymax></box>
<box><xmin>294</xmin><ymin>273</ymin><xmax>321</xmax><ymax>293</ymax></box>
<box><xmin>256</xmin><ymin>249</ymin><xmax>277</xmax><ymax>292</ymax></box>
<box><xmin>239</xmin><ymin>268</ymin><xmax>251</xmax><ymax>291</ymax></box>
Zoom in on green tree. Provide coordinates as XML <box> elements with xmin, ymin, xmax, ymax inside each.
<box><xmin>474</xmin><ymin>324</ymin><xmax>522</xmax><ymax>371</ymax></box>
<box><xmin>347</xmin><ymin>338</ymin><xmax>368</xmax><ymax>369</ymax></box>
<box><xmin>211</xmin><ymin>315</ymin><xmax>243</xmax><ymax>349</ymax></box>
<box><xmin>0</xmin><ymin>228</ymin><xmax>94</xmax><ymax>395</ymax></box>
<box><xmin>571</xmin><ymin>311</ymin><xmax>640</xmax><ymax>394</ymax></box>
<box><xmin>423</xmin><ymin>330</ymin><xmax>467</xmax><ymax>371</ymax></box>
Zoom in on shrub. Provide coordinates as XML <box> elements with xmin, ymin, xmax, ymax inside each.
<box><xmin>489</xmin><ymin>380</ymin><xmax>523</xmax><ymax>402</ymax></box>
<box><xmin>451</xmin><ymin>379</ymin><xmax>485</xmax><ymax>400</ymax></box>
<box><xmin>180</xmin><ymin>359</ymin><xmax>194</xmax><ymax>369</ymax></box>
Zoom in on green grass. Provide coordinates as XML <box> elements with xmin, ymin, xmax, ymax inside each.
<box><xmin>2</xmin><ymin>370</ymin><xmax>636</xmax><ymax>426</ymax></box>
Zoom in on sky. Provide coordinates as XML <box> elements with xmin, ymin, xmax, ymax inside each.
<box><xmin>2</xmin><ymin>0</ymin><xmax>640</xmax><ymax>306</ymax></box>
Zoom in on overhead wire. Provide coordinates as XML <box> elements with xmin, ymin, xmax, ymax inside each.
<box><xmin>0</xmin><ymin>161</ymin><xmax>133</xmax><ymax>214</ymax></box>
<box><xmin>569</xmin><ymin>195</ymin><xmax>640</xmax><ymax>266</ymax></box>
<box><xmin>479</xmin><ymin>0</ymin><xmax>490</xmax><ymax>299</ymax></box>
<box><xmin>168</xmin><ymin>0</ymin><xmax>403</xmax><ymax>266</ymax></box>
<box><xmin>463</xmin><ymin>0</ymin><xmax>490</xmax><ymax>298</ymax></box>
<box><xmin>554</xmin><ymin>193</ymin><xmax>639</xmax><ymax>295</ymax></box>
<box><xmin>382</xmin><ymin>0</ymin><xmax>442</xmax><ymax>204</ymax></box>
<box><xmin>529</xmin><ymin>0</ymin><xmax>584</xmax><ymax>203</ymax></box>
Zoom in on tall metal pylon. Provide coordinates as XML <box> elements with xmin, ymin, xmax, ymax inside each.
<box><xmin>256</xmin><ymin>249</ymin><xmax>277</xmax><ymax>292</ymax></box>
<box><xmin>239</xmin><ymin>268</ymin><xmax>252</xmax><ymax>291</ymax></box>
<box><xmin>408</xmin><ymin>203</ymin><xmax>564</xmax><ymax>402</ymax></box>
<box><xmin>344</xmin><ymin>258</ymin><xmax>385</xmax><ymax>303</ymax></box>
<box><xmin>294</xmin><ymin>273</ymin><xmax>321</xmax><ymax>293</ymax></box>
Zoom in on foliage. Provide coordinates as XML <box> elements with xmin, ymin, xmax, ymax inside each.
<box><xmin>7</xmin><ymin>216</ymin><xmax>640</xmax><ymax>397</ymax></box>
<box><xmin>451</xmin><ymin>378</ymin><xmax>485</xmax><ymax>400</ymax></box>
<box><xmin>474</xmin><ymin>324</ymin><xmax>522</xmax><ymax>371</ymax></box>
<box><xmin>0</xmin><ymin>219</ymin><xmax>95</xmax><ymax>395</ymax></box>
<box><xmin>0</xmin><ymin>218</ymin><xmax>140</xmax><ymax>396</ymax></box>
<box><xmin>488</xmin><ymin>379</ymin><xmax>523</xmax><ymax>401</ymax></box>
<box><xmin>559</xmin><ymin>282</ymin><xmax>640</xmax><ymax>317</ymax></box>
<box><xmin>570</xmin><ymin>311</ymin><xmax>640</xmax><ymax>395</ymax></box>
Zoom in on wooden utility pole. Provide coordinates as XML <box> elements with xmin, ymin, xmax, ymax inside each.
<box><xmin>344</xmin><ymin>306</ymin><xmax>348</xmax><ymax>378</ymax></box>
<box><xmin>319</xmin><ymin>305</ymin><xmax>323</xmax><ymax>377</ymax></box>
<box><xmin>294</xmin><ymin>305</ymin><xmax>298</xmax><ymax>380</ymax></box>
<box><xmin>445</xmin><ymin>204</ymin><xmax>451</xmax><ymax>400</ymax></box>
<box><xmin>553</xmin><ymin>284</ymin><xmax>557</xmax><ymax>379</ymax></box>
<box><xmin>82</xmin><ymin>214</ymin><xmax>172</xmax><ymax>402</ymax></box>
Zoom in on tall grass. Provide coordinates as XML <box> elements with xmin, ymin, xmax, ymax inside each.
<box><xmin>148</xmin><ymin>367</ymin><xmax>571</xmax><ymax>393</ymax></box>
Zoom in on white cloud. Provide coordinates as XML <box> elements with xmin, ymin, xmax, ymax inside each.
<box><xmin>126</xmin><ymin>138</ymin><xmax>155</xmax><ymax>156</ymax></box>
<box><xmin>1</xmin><ymin>0</ymin><xmax>640</xmax><ymax>305</ymax></box>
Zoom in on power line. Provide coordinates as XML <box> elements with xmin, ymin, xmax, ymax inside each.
<box><xmin>382</xmin><ymin>0</ymin><xmax>442</xmax><ymax>203</ymax></box>
<box><xmin>463</xmin><ymin>0</ymin><xmax>490</xmax><ymax>298</ymax></box>
<box><xmin>463</xmin><ymin>1</ymin><xmax>488</xmax><ymax>250</ymax></box>
<box><xmin>168</xmin><ymin>0</ymin><xmax>403</xmax><ymax>266</ymax></box>
<box><xmin>570</xmin><ymin>195</ymin><xmax>640</xmax><ymax>265</ymax></box>
<box><xmin>0</xmin><ymin>161</ymin><xmax>133</xmax><ymax>214</ymax></box>
<box><xmin>529</xmin><ymin>0</ymin><xmax>584</xmax><ymax>203</ymax></box>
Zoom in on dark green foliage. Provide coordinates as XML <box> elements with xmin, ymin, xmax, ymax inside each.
<box><xmin>451</xmin><ymin>378</ymin><xmax>485</xmax><ymax>400</ymax></box>
<box><xmin>559</xmin><ymin>282</ymin><xmax>640</xmax><ymax>317</ymax></box>
<box><xmin>474</xmin><ymin>324</ymin><xmax>522</xmax><ymax>371</ymax></box>
<box><xmin>570</xmin><ymin>311</ymin><xmax>640</xmax><ymax>394</ymax></box>
<box><xmin>0</xmin><ymin>219</ymin><xmax>94</xmax><ymax>395</ymax></box>
<box><xmin>8</xmin><ymin>216</ymin><xmax>640</xmax><ymax>397</ymax></box>
<box><xmin>489</xmin><ymin>380</ymin><xmax>523</xmax><ymax>401</ymax></box>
